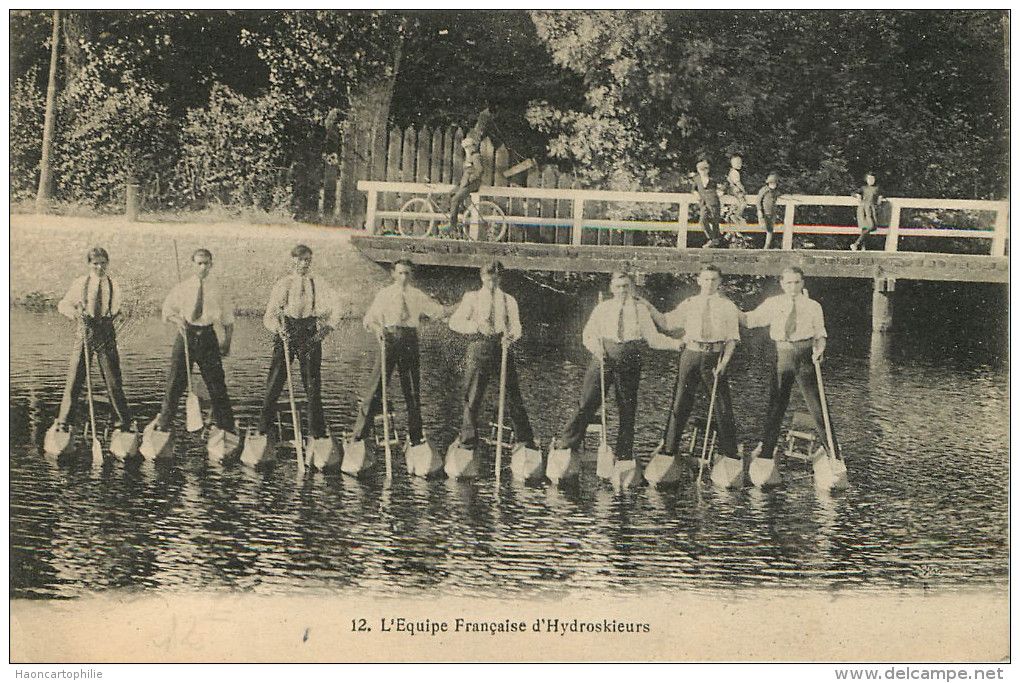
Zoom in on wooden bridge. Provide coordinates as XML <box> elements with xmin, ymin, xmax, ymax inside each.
<box><xmin>351</xmin><ymin>181</ymin><xmax>1009</xmax><ymax>331</ymax></box>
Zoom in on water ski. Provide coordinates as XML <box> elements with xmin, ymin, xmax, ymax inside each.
<box><xmin>610</xmin><ymin>458</ymin><xmax>644</xmax><ymax>490</ymax></box>
<box><xmin>509</xmin><ymin>442</ymin><xmax>544</xmax><ymax>482</ymax></box>
<box><xmin>341</xmin><ymin>437</ymin><xmax>376</xmax><ymax>477</ymax></box>
<box><xmin>307</xmin><ymin>432</ymin><xmax>342</xmax><ymax>472</ymax></box>
<box><xmin>710</xmin><ymin>453</ymin><xmax>745</xmax><ymax>489</ymax></box>
<box><xmin>207</xmin><ymin>426</ymin><xmax>241</xmax><ymax>462</ymax></box>
<box><xmin>812</xmin><ymin>446</ymin><xmax>849</xmax><ymax>492</ymax></box>
<box><xmin>443</xmin><ymin>440</ymin><xmax>478</xmax><ymax>480</ymax></box>
<box><xmin>139</xmin><ymin>418</ymin><xmax>174</xmax><ymax>461</ymax></box>
<box><xmin>644</xmin><ymin>443</ymin><xmax>682</xmax><ymax>487</ymax></box>
<box><xmin>545</xmin><ymin>444</ymin><xmax>579</xmax><ymax>485</ymax></box>
<box><xmin>43</xmin><ymin>422</ymin><xmax>76</xmax><ymax>457</ymax></box>
<box><xmin>240</xmin><ymin>430</ymin><xmax>276</xmax><ymax>468</ymax></box>
<box><xmin>109</xmin><ymin>425</ymin><xmax>141</xmax><ymax>459</ymax></box>
<box><xmin>405</xmin><ymin>437</ymin><xmax>442</xmax><ymax>478</ymax></box>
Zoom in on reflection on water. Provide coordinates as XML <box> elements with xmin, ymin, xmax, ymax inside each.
<box><xmin>9</xmin><ymin>278</ymin><xmax>1008</xmax><ymax>598</ymax></box>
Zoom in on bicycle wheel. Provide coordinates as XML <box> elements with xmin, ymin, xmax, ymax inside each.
<box><xmin>465</xmin><ymin>200</ymin><xmax>508</xmax><ymax>242</ymax></box>
<box><xmin>398</xmin><ymin>197</ymin><xmax>438</xmax><ymax>237</ymax></box>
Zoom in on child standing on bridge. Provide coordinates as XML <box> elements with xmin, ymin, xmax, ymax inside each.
<box><xmin>756</xmin><ymin>173</ymin><xmax>780</xmax><ymax>250</ymax></box>
<box><xmin>851</xmin><ymin>172</ymin><xmax>883</xmax><ymax>251</ymax></box>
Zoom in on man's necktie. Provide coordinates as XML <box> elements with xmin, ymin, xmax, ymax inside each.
<box><xmin>192</xmin><ymin>279</ymin><xmax>204</xmax><ymax>322</ymax></box>
<box><xmin>784</xmin><ymin>296</ymin><xmax>798</xmax><ymax>341</ymax></box>
<box><xmin>483</xmin><ymin>293</ymin><xmax>495</xmax><ymax>334</ymax></box>
<box><xmin>616</xmin><ymin>301</ymin><xmax>626</xmax><ymax>341</ymax></box>
<box><xmin>90</xmin><ymin>278</ymin><xmax>101</xmax><ymax>318</ymax></box>
<box><xmin>398</xmin><ymin>289</ymin><xmax>410</xmax><ymax>325</ymax></box>
<box><xmin>700</xmin><ymin>296</ymin><xmax>713</xmax><ymax>341</ymax></box>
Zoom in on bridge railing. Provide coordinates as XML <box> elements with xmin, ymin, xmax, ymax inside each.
<box><xmin>358</xmin><ymin>181</ymin><xmax>1008</xmax><ymax>257</ymax></box>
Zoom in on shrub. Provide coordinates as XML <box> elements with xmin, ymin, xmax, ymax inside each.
<box><xmin>10</xmin><ymin>68</ymin><xmax>44</xmax><ymax>203</ymax></box>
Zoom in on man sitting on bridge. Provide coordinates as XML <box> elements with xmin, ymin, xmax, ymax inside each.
<box><xmin>449</xmin><ymin>108</ymin><xmax>492</xmax><ymax>232</ymax></box>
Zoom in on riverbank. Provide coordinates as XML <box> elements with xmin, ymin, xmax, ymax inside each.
<box><xmin>9</xmin><ymin>213</ymin><xmax>391</xmax><ymax>316</ymax></box>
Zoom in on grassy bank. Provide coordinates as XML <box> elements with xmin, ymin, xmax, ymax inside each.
<box><xmin>10</xmin><ymin>214</ymin><xmax>391</xmax><ymax>317</ymax></box>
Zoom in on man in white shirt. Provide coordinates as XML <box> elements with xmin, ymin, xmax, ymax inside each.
<box><xmin>256</xmin><ymin>244</ymin><xmax>341</xmax><ymax>439</ymax></box>
<box><xmin>351</xmin><ymin>258</ymin><xmax>448</xmax><ymax>446</ymax></box>
<box><xmin>552</xmin><ymin>271</ymin><xmax>682</xmax><ymax>462</ymax></box>
<box><xmin>741</xmin><ymin>267</ymin><xmax>839</xmax><ymax>461</ymax></box>
<box><xmin>53</xmin><ymin>247</ymin><xmax>132</xmax><ymax>431</ymax></box>
<box><xmin>154</xmin><ymin>248</ymin><xmax>236</xmax><ymax>435</ymax></box>
<box><xmin>448</xmin><ymin>260</ymin><xmax>536</xmax><ymax>451</ymax></box>
<box><xmin>656</xmin><ymin>265</ymin><xmax>741</xmax><ymax>461</ymax></box>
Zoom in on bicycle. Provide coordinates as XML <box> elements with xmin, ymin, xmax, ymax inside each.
<box><xmin>397</xmin><ymin>184</ymin><xmax>509</xmax><ymax>241</ymax></box>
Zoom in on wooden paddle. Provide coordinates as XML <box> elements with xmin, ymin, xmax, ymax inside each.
<box><xmin>494</xmin><ymin>334</ymin><xmax>509</xmax><ymax>486</ymax></box>
<box><xmin>280</xmin><ymin>319</ymin><xmax>305</xmax><ymax>473</ymax></box>
<box><xmin>80</xmin><ymin>319</ymin><xmax>103</xmax><ymax>464</ymax></box>
<box><xmin>379</xmin><ymin>332</ymin><xmax>392</xmax><ymax>480</ymax></box>
<box><xmin>697</xmin><ymin>354</ymin><xmax>725</xmax><ymax>481</ymax></box>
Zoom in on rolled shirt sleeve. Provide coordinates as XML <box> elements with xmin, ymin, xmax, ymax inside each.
<box><xmin>638</xmin><ymin>305</ymin><xmax>682</xmax><ymax>351</ymax></box>
<box><xmin>57</xmin><ymin>276</ymin><xmax>87</xmax><ymax>319</ymax></box>
<box><xmin>448</xmin><ymin>291</ymin><xmax>476</xmax><ymax>335</ymax></box>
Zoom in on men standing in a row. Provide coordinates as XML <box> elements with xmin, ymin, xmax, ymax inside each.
<box><xmin>551</xmin><ymin>271</ymin><xmax>681</xmax><ymax>481</ymax></box>
<box><xmin>742</xmin><ymin>267</ymin><xmax>839</xmax><ymax>470</ymax></box>
<box><xmin>448</xmin><ymin>261</ymin><xmax>538</xmax><ymax>453</ymax></box>
<box><xmin>256</xmin><ymin>245</ymin><xmax>341</xmax><ymax>442</ymax></box>
<box><xmin>351</xmin><ymin>258</ymin><xmax>447</xmax><ymax>449</ymax></box>
<box><xmin>46</xmin><ymin>247</ymin><xmax>134</xmax><ymax>455</ymax></box>
<box><xmin>152</xmin><ymin>248</ymin><xmax>237</xmax><ymax>440</ymax></box>
<box><xmin>654</xmin><ymin>265</ymin><xmax>742</xmax><ymax>480</ymax></box>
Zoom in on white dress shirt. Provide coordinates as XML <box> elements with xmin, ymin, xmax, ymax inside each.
<box><xmin>263</xmin><ymin>274</ymin><xmax>342</xmax><ymax>332</ymax></box>
<box><xmin>448</xmin><ymin>288</ymin><xmax>521</xmax><ymax>339</ymax></box>
<box><xmin>162</xmin><ymin>276</ymin><xmax>235</xmax><ymax>326</ymax></box>
<box><xmin>582</xmin><ymin>297</ymin><xmax>681</xmax><ymax>355</ymax></box>
<box><xmin>363</xmin><ymin>283</ymin><xmax>445</xmax><ymax>330</ymax></box>
<box><xmin>58</xmin><ymin>274</ymin><xmax>121</xmax><ymax>319</ymax></box>
<box><xmin>744</xmin><ymin>293</ymin><xmax>827</xmax><ymax>341</ymax></box>
<box><xmin>663</xmin><ymin>293</ymin><xmax>741</xmax><ymax>344</ymax></box>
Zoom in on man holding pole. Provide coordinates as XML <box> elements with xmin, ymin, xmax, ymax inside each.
<box><xmin>254</xmin><ymin>245</ymin><xmax>341</xmax><ymax>446</ymax></box>
<box><xmin>150</xmin><ymin>248</ymin><xmax>237</xmax><ymax>441</ymax></box>
<box><xmin>349</xmin><ymin>258</ymin><xmax>447</xmax><ymax>452</ymax></box>
<box><xmin>550</xmin><ymin>271</ymin><xmax>682</xmax><ymax>484</ymax></box>
<box><xmin>45</xmin><ymin>247</ymin><xmax>134</xmax><ymax>455</ymax></box>
<box><xmin>741</xmin><ymin>267</ymin><xmax>839</xmax><ymax>483</ymax></box>
<box><xmin>653</xmin><ymin>265</ymin><xmax>743</xmax><ymax>486</ymax></box>
<box><xmin>448</xmin><ymin>261</ymin><xmax>538</xmax><ymax>456</ymax></box>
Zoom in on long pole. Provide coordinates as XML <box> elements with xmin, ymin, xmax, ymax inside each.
<box><xmin>598</xmin><ymin>293</ymin><xmax>609</xmax><ymax>449</ymax></box>
<box><xmin>282</xmin><ymin>321</ymin><xmax>305</xmax><ymax>473</ymax></box>
<box><xmin>814</xmin><ymin>359</ymin><xmax>838</xmax><ymax>460</ymax></box>
<box><xmin>697</xmin><ymin>355</ymin><xmax>725</xmax><ymax>480</ymax></box>
<box><xmin>81</xmin><ymin>319</ymin><xmax>103</xmax><ymax>463</ymax></box>
<box><xmin>494</xmin><ymin>337</ymin><xmax>509</xmax><ymax>485</ymax></box>
<box><xmin>380</xmin><ymin>334</ymin><xmax>392</xmax><ymax>480</ymax></box>
<box><xmin>36</xmin><ymin>10</ymin><xmax>60</xmax><ymax>213</ymax></box>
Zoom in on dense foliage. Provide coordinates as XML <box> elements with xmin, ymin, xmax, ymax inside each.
<box><xmin>9</xmin><ymin>10</ymin><xmax>1009</xmax><ymax>216</ymax></box>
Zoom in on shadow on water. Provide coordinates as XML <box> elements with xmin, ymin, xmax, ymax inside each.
<box><xmin>8</xmin><ymin>276</ymin><xmax>1008</xmax><ymax>598</ymax></box>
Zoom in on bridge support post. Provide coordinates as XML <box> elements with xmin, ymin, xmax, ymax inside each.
<box><xmin>872</xmin><ymin>277</ymin><xmax>896</xmax><ymax>333</ymax></box>
<box><xmin>781</xmin><ymin>203</ymin><xmax>796</xmax><ymax>250</ymax></box>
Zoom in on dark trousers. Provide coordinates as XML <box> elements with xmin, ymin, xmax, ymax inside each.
<box><xmin>352</xmin><ymin>327</ymin><xmax>424</xmax><ymax>443</ymax></box>
<box><xmin>157</xmin><ymin>325</ymin><xmax>234</xmax><ymax>432</ymax></box>
<box><xmin>661</xmin><ymin>349</ymin><xmax>738</xmax><ymax>458</ymax></box>
<box><xmin>460</xmin><ymin>334</ymin><xmax>534</xmax><ymax>447</ymax></box>
<box><xmin>258</xmin><ymin>317</ymin><xmax>325</xmax><ymax>438</ymax></box>
<box><xmin>699</xmin><ymin>203</ymin><xmax>722</xmax><ymax>241</ymax></box>
<box><xmin>557</xmin><ymin>340</ymin><xmax>642</xmax><ymax>460</ymax></box>
<box><xmin>759</xmin><ymin>342</ymin><xmax>840</xmax><ymax>459</ymax></box>
<box><xmin>449</xmin><ymin>174</ymin><xmax>482</xmax><ymax>229</ymax></box>
<box><xmin>761</xmin><ymin>211</ymin><xmax>776</xmax><ymax>236</ymax></box>
<box><xmin>57</xmin><ymin>318</ymin><xmax>131</xmax><ymax>428</ymax></box>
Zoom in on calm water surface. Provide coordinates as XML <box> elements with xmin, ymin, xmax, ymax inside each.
<box><xmin>9</xmin><ymin>277</ymin><xmax>1008</xmax><ymax>599</ymax></box>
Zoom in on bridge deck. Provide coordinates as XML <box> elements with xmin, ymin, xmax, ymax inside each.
<box><xmin>350</xmin><ymin>235</ymin><xmax>1009</xmax><ymax>284</ymax></box>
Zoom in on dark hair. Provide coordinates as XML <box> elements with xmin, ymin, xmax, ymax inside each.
<box><xmin>782</xmin><ymin>266</ymin><xmax>805</xmax><ymax>279</ymax></box>
<box><xmin>86</xmin><ymin>247</ymin><xmax>109</xmax><ymax>263</ymax></box>
<box><xmin>480</xmin><ymin>260</ymin><xmax>504</xmax><ymax>277</ymax></box>
<box><xmin>291</xmin><ymin>244</ymin><xmax>313</xmax><ymax>258</ymax></box>
<box><xmin>394</xmin><ymin>258</ymin><xmax>414</xmax><ymax>269</ymax></box>
<box><xmin>191</xmin><ymin>248</ymin><xmax>212</xmax><ymax>262</ymax></box>
<box><xmin>610</xmin><ymin>270</ymin><xmax>634</xmax><ymax>283</ymax></box>
<box><xmin>701</xmin><ymin>264</ymin><xmax>723</xmax><ymax>276</ymax></box>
